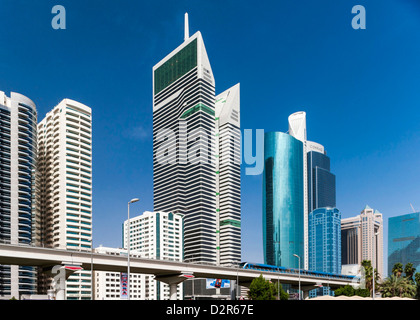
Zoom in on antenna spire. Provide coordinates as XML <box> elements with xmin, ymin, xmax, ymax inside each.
<box><xmin>184</xmin><ymin>12</ymin><xmax>189</xmax><ymax>41</ymax></box>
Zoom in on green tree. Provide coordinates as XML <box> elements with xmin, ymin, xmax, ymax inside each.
<box><xmin>392</xmin><ymin>262</ymin><xmax>404</xmax><ymax>277</ymax></box>
<box><xmin>334</xmin><ymin>284</ymin><xmax>355</xmax><ymax>297</ymax></box>
<box><xmin>404</xmin><ymin>263</ymin><xmax>416</xmax><ymax>282</ymax></box>
<box><xmin>380</xmin><ymin>274</ymin><xmax>416</xmax><ymax>298</ymax></box>
<box><xmin>414</xmin><ymin>272</ymin><xmax>420</xmax><ymax>299</ymax></box>
<box><xmin>272</xmin><ymin>280</ymin><xmax>289</xmax><ymax>300</ymax></box>
<box><xmin>248</xmin><ymin>274</ymin><xmax>285</xmax><ymax>300</ymax></box>
<box><xmin>334</xmin><ymin>285</ymin><xmax>370</xmax><ymax>298</ymax></box>
<box><xmin>361</xmin><ymin>260</ymin><xmax>379</xmax><ymax>293</ymax></box>
<box><xmin>354</xmin><ymin>288</ymin><xmax>370</xmax><ymax>297</ymax></box>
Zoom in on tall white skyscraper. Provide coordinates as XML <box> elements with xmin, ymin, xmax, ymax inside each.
<box><xmin>123</xmin><ymin>211</ymin><xmax>184</xmax><ymax>300</ymax></box>
<box><xmin>215</xmin><ymin>84</ymin><xmax>241</xmax><ymax>266</ymax></box>
<box><xmin>153</xmin><ymin>14</ymin><xmax>241</xmax><ymax>267</ymax></box>
<box><xmin>288</xmin><ymin>112</ymin><xmax>309</xmax><ymax>269</ymax></box>
<box><xmin>38</xmin><ymin>98</ymin><xmax>92</xmax><ymax>300</ymax></box>
<box><xmin>0</xmin><ymin>91</ymin><xmax>38</xmax><ymax>298</ymax></box>
<box><xmin>153</xmin><ymin>17</ymin><xmax>217</xmax><ymax>265</ymax></box>
<box><xmin>152</xmin><ymin>14</ymin><xmax>241</xmax><ymax>298</ymax></box>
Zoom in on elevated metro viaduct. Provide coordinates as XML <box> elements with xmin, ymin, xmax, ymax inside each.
<box><xmin>0</xmin><ymin>243</ymin><xmax>357</xmax><ymax>300</ymax></box>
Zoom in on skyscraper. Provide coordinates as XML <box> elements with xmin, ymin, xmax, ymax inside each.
<box><xmin>263</xmin><ymin>131</ymin><xmax>304</xmax><ymax>269</ymax></box>
<box><xmin>152</xmin><ymin>15</ymin><xmax>241</xmax><ymax>269</ymax></box>
<box><xmin>267</xmin><ymin>112</ymin><xmax>336</xmax><ymax>271</ymax></box>
<box><xmin>288</xmin><ymin>112</ymin><xmax>337</xmax><ymax>270</ymax></box>
<box><xmin>308</xmin><ymin>207</ymin><xmax>341</xmax><ymax>274</ymax></box>
<box><xmin>341</xmin><ymin>205</ymin><xmax>384</xmax><ymax>278</ymax></box>
<box><xmin>0</xmin><ymin>91</ymin><xmax>38</xmax><ymax>298</ymax></box>
<box><xmin>288</xmin><ymin>112</ymin><xmax>309</xmax><ymax>268</ymax></box>
<box><xmin>215</xmin><ymin>84</ymin><xmax>241</xmax><ymax>266</ymax></box>
<box><xmin>308</xmin><ymin>207</ymin><xmax>341</xmax><ymax>298</ymax></box>
<box><xmin>388</xmin><ymin>211</ymin><xmax>420</xmax><ymax>277</ymax></box>
<box><xmin>307</xmin><ymin>145</ymin><xmax>336</xmax><ymax>213</ymax></box>
<box><xmin>152</xmin><ymin>14</ymin><xmax>241</xmax><ymax>299</ymax></box>
<box><xmin>38</xmin><ymin>98</ymin><xmax>92</xmax><ymax>299</ymax></box>
<box><xmin>153</xmin><ymin>17</ymin><xmax>217</xmax><ymax>265</ymax></box>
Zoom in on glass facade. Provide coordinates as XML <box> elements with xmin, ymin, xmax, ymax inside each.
<box><xmin>263</xmin><ymin>132</ymin><xmax>304</xmax><ymax>268</ymax></box>
<box><xmin>388</xmin><ymin>212</ymin><xmax>420</xmax><ymax>276</ymax></box>
<box><xmin>308</xmin><ymin>207</ymin><xmax>341</xmax><ymax>274</ymax></box>
<box><xmin>154</xmin><ymin>38</ymin><xmax>198</xmax><ymax>94</ymax></box>
<box><xmin>307</xmin><ymin>151</ymin><xmax>336</xmax><ymax>213</ymax></box>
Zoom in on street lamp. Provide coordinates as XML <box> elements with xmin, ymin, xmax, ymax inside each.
<box><xmin>127</xmin><ymin>198</ymin><xmax>140</xmax><ymax>300</ymax></box>
<box><xmin>90</xmin><ymin>237</ymin><xmax>93</xmax><ymax>300</ymax></box>
<box><xmin>372</xmin><ymin>231</ymin><xmax>379</xmax><ymax>300</ymax></box>
<box><xmin>293</xmin><ymin>254</ymin><xmax>301</xmax><ymax>300</ymax></box>
<box><xmin>236</xmin><ymin>262</ymin><xmax>239</xmax><ymax>300</ymax></box>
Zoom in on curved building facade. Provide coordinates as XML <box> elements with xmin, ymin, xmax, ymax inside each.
<box><xmin>263</xmin><ymin>132</ymin><xmax>304</xmax><ymax>268</ymax></box>
<box><xmin>0</xmin><ymin>91</ymin><xmax>38</xmax><ymax>297</ymax></box>
<box><xmin>308</xmin><ymin>207</ymin><xmax>341</xmax><ymax>274</ymax></box>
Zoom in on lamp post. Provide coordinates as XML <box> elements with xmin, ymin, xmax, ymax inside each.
<box><xmin>236</xmin><ymin>262</ymin><xmax>239</xmax><ymax>300</ymax></box>
<box><xmin>90</xmin><ymin>237</ymin><xmax>93</xmax><ymax>300</ymax></box>
<box><xmin>293</xmin><ymin>254</ymin><xmax>301</xmax><ymax>300</ymax></box>
<box><xmin>372</xmin><ymin>231</ymin><xmax>379</xmax><ymax>300</ymax></box>
<box><xmin>127</xmin><ymin>198</ymin><xmax>139</xmax><ymax>300</ymax></box>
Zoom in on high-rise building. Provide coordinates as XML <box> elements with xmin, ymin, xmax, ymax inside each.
<box><xmin>263</xmin><ymin>131</ymin><xmax>304</xmax><ymax>269</ymax></box>
<box><xmin>288</xmin><ymin>112</ymin><xmax>336</xmax><ymax>270</ymax></box>
<box><xmin>308</xmin><ymin>207</ymin><xmax>341</xmax><ymax>298</ymax></box>
<box><xmin>341</xmin><ymin>205</ymin><xmax>384</xmax><ymax>278</ymax></box>
<box><xmin>215</xmin><ymin>84</ymin><xmax>241</xmax><ymax>266</ymax></box>
<box><xmin>122</xmin><ymin>211</ymin><xmax>184</xmax><ymax>300</ymax></box>
<box><xmin>308</xmin><ymin>207</ymin><xmax>341</xmax><ymax>273</ymax></box>
<box><xmin>288</xmin><ymin>112</ymin><xmax>309</xmax><ymax>269</ymax></box>
<box><xmin>38</xmin><ymin>99</ymin><xmax>92</xmax><ymax>300</ymax></box>
<box><xmin>152</xmin><ymin>14</ymin><xmax>241</xmax><ymax>299</ymax></box>
<box><xmin>152</xmin><ymin>16</ymin><xmax>217</xmax><ymax>265</ymax></box>
<box><xmin>264</xmin><ymin>112</ymin><xmax>336</xmax><ymax>271</ymax></box>
<box><xmin>307</xmin><ymin>145</ymin><xmax>336</xmax><ymax>213</ymax></box>
<box><xmin>93</xmin><ymin>246</ymin><xmax>146</xmax><ymax>300</ymax></box>
<box><xmin>0</xmin><ymin>91</ymin><xmax>38</xmax><ymax>298</ymax></box>
<box><xmin>388</xmin><ymin>211</ymin><xmax>420</xmax><ymax>277</ymax></box>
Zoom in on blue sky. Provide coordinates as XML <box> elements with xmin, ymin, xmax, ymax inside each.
<box><xmin>1</xmin><ymin>0</ymin><xmax>419</xmax><ymax>274</ymax></box>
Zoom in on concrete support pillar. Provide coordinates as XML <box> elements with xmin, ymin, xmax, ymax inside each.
<box><xmin>45</xmin><ymin>264</ymin><xmax>83</xmax><ymax>300</ymax></box>
<box><xmin>155</xmin><ymin>273</ymin><xmax>194</xmax><ymax>300</ymax></box>
<box><xmin>169</xmin><ymin>283</ymin><xmax>178</xmax><ymax>300</ymax></box>
<box><xmin>300</xmin><ymin>284</ymin><xmax>321</xmax><ymax>300</ymax></box>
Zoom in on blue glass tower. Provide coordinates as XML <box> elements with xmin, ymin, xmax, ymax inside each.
<box><xmin>263</xmin><ymin>132</ymin><xmax>304</xmax><ymax>268</ymax></box>
<box><xmin>308</xmin><ymin>207</ymin><xmax>341</xmax><ymax>273</ymax></box>
<box><xmin>307</xmin><ymin>151</ymin><xmax>336</xmax><ymax>213</ymax></box>
<box><xmin>388</xmin><ymin>212</ymin><xmax>420</xmax><ymax>277</ymax></box>
<box><xmin>308</xmin><ymin>207</ymin><xmax>341</xmax><ymax>298</ymax></box>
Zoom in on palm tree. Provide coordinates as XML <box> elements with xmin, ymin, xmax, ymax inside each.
<box><xmin>415</xmin><ymin>273</ymin><xmax>420</xmax><ymax>299</ymax></box>
<box><xmin>404</xmin><ymin>263</ymin><xmax>416</xmax><ymax>282</ymax></box>
<box><xmin>361</xmin><ymin>260</ymin><xmax>378</xmax><ymax>293</ymax></box>
<box><xmin>392</xmin><ymin>263</ymin><xmax>403</xmax><ymax>277</ymax></box>
<box><xmin>380</xmin><ymin>275</ymin><xmax>416</xmax><ymax>298</ymax></box>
